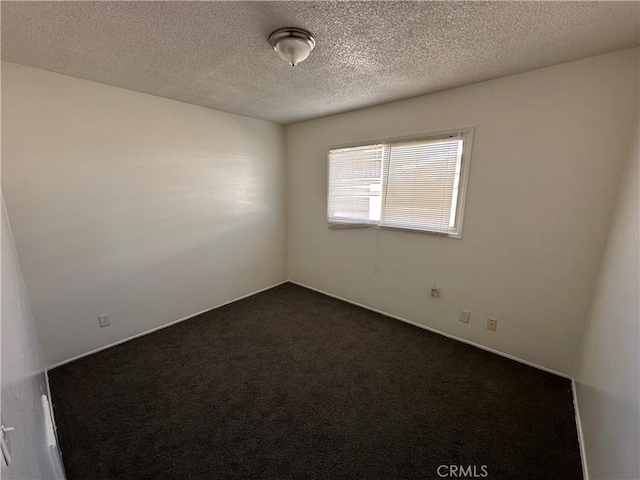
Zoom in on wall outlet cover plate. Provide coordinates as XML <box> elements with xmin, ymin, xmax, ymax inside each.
<box><xmin>487</xmin><ymin>318</ymin><xmax>498</xmax><ymax>331</ymax></box>
<box><xmin>98</xmin><ymin>314</ymin><xmax>110</xmax><ymax>328</ymax></box>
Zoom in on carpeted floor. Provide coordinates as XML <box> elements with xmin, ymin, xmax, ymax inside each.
<box><xmin>49</xmin><ymin>282</ymin><xmax>583</xmax><ymax>480</ymax></box>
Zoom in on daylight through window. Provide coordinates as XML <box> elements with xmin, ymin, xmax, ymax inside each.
<box><xmin>327</xmin><ymin>129</ymin><xmax>473</xmax><ymax>238</ymax></box>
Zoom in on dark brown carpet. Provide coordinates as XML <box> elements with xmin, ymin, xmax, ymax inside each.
<box><xmin>49</xmin><ymin>282</ymin><xmax>583</xmax><ymax>480</ymax></box>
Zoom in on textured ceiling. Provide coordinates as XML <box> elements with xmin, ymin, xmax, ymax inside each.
<box><xmin>2</xmin><ymin>1</ymin><xmax>639</xmax><ymax>125</ymax></box>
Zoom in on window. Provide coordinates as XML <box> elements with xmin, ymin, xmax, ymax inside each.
<box><xmin>327</xmin><ymin>128</ymin><xmax>473</xmax><ymax>238</ymax></box>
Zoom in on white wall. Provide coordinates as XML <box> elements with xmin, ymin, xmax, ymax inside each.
<box><xmin>1</xmin><ymin>62</ymin><xmax>287</xmax><ymax>366</ymax></box>
<box><xmin>1</xmin><ymin>196</ymin><xmax>64</xmax><ymax>479</ymax></box>
<box><xmin>286</xmin><ymin>48</ymin><xmax>639</xmax><ymax>376</ymax></box>
<box><xmin>573</xmin><ymin>123</ymin><xmax>639</xmax><ymax>480</ymax></box>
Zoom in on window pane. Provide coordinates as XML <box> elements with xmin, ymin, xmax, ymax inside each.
<box><xmin>381</xmin><ymin>139</ymin><xmax>463</xmax><ymax>232</ymax></box>
<box><xmin>328</xmin><ymin>145</ymin><xmax>384</xmax><ymax>223</ymax></box>
<box><xmin>327</xmin><ymin>133</ymin><xmax>468</xmax><ymax>235</ymax></box>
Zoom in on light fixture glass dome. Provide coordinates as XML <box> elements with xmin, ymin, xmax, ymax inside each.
<box><xmin>268</xmin><ymin>28</ymin><xmax>316</xmax><ymax>66</ymax></box>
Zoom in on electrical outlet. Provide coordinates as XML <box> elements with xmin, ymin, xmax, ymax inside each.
<box><xmin>430</xmin><ymin>286</ymin><xmax>440</xmax><ymax>298</ymax></box>
<box><xmin>487</xmin><ymin>318</ymin><xmax>497</xmax><ymax>331</ymax></box>
<box><xmin>459</xmin><ymin>309</ymin><xmax>470</xmax><ymax>323</ymax></box>
<box><xmin>98</xmin><ymin>314</ymin><xmax>110</xmax><ymax>328</ymax></box>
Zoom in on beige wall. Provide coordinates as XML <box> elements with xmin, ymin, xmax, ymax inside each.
<box><xmin>1</xmin><ymin>196</ymin><xmax>64</xmax><ymax>479</ymax></box>
<box><xmin>1</xmin><ymin>62</ymin><xmax>288</xmax><ymax>366</ymax></box>
<box><xmin>286</xmin><ymin>48</ymin><xmax>639</xmax><ymax>376</ymax></box>
<box><xmin>574</xmin><ymin>123</ymin><xmax>639</xmax><ymax>480</ymax></box>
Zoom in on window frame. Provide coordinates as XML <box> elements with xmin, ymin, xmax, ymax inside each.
<box><xmin>326</xmin><ymin>127</ymin><xmax>474</xmax><ymax>239</ymax></box>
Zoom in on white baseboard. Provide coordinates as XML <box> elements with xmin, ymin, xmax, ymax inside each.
<box><xmin>289</xmin><ymin>280</ymin><xmax>571</xmax><ymax>379</ymax></box>
<box><xmin>49</xmin><ymin>278</ymin><xmax>572</xmax><ymax>379</ymax></box>
<box><xmin>43</xmin><ymin>370</ymin><xmax>67</xmax><ymax>479</ymax></box>
<box><xmin>47</xmin><ymin>280</ymin><xmax>288</xmax><ymax>370</ymax></box>
<box><xmin>46</xmin><ymin>278</ymin><xmax>586</xmax><ymax>478</ymax></box>
<box><xmin>572</xmin><ymin>379</ymin><xmax>590</xmax><ymax>480</ymax></box>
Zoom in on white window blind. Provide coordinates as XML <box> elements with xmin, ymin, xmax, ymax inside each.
<box><xmin>327</xmin><ymin>129</ymin><xmax>472</xmax><ymax>237</ymax></box>
<box><xmin>327</xmin><ymin>144</ymin><xmax>384</xmax><ymax>224</ymax></box>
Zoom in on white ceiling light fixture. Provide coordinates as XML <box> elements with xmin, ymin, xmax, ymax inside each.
<box><xmin>268</xmin><ymin>27</ymin><xmax>316</xmax><ymax>66</ymax></box>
